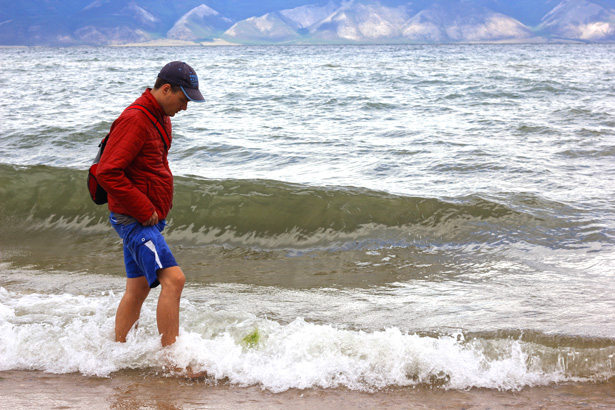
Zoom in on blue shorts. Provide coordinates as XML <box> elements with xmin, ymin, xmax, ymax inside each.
<box><xmin>109</xmin><ymin>213</ymin><xmax>178</xmax><ymax>288</ymax></box>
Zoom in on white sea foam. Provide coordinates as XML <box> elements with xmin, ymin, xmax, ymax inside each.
<box><xmin>2</xmin><ymin>286</ymin><xmax>610</xmax><ymax>392</ymax></box>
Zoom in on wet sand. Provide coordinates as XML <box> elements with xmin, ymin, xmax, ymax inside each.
<box><xmin>1</xmin><ymin>370</ymin><xmax>614</xmax><ymax>409</ymax></box>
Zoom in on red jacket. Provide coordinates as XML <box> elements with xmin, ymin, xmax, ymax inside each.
<box><xmin>97</xmin><ymin>89</ymin><xmax>173</xmax><ymax>224</ymax></box>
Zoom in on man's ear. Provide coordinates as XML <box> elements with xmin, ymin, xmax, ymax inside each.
<box><xmin>160</xmin><ymin>83</ymin><xmax>172</xmax><ymax>94</ymax></box>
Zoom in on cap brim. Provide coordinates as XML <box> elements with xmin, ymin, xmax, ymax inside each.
<box><xmin>180</xmin><ymin>86</ymin><xmax>205</xmax><ymax>102</ymax></box>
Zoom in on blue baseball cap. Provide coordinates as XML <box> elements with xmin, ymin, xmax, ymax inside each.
<box><xmin>158</xmin><ymin>61</ymin><xmax>205</xmax><ymax>102</ymax></box>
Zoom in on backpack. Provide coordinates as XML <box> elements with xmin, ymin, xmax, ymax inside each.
<box><xmin>87</xmin><ymin>134</ymin><xmax>111</xmax><ymax>205</ymax></box>
<box><xmin>87</xmin><ymin>104</ymin><xmax>171</xmax><ymax>205</ymax></box>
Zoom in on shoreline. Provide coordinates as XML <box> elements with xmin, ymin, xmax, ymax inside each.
<box><xmin>3</xmin><ymin>39</ymin><xmax>615</xmax><ymax>48</ymax></box>
<box><xmin>1</xmin><ymin>371</ymin><xmax>614</xmax><ymax>409</ymax></box>
<box><xmin>111</xmin><ymin>38</ymin><xmax>240</xmax><ymax>47</ymax></box>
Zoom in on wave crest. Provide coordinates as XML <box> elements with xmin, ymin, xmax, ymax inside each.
<box><xmin>0</xmin><ymin>164</ymin><xmax>604</xmax><ymax>250</ymax></box>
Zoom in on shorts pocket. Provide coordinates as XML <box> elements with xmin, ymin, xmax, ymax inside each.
<box><xmin>119</xmin><ymin>222</ymin><xmax>139</xmax><ymax>241</ymax></box>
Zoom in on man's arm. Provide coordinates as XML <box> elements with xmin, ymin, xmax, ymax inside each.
<box><xmin>97</xmin><ymin>116</ymin><xmax>157</xmax><ymax>224</ymax></box>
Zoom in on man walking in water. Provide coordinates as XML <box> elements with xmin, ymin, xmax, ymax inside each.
<box><xmin>97</xmin><ymin>62</ymin><xmax>204</xmax><ymax>347</ymax></box>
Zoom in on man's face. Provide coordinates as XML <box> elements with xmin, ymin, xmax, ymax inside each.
<box><xmin>160</xmin><ymin>86</ymin><xmax>189</xmax><ymax>117</ymax></box>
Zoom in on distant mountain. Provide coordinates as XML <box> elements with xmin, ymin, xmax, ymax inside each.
<box><xmin>280</xmin><ymin>1</ymin><xmax>339</xmax><ymax>30</ymax></box>
<box><xmin>0</xmin><ymin>0</ymin><xmax>207</xmax><ymax>45</ymax></box>
<box><xmin>308</xmin><ymin>1</ymin><xmax>412</xmax><ymax>42</ymax></box>
<box><xmin>223</xmin><ymin>2</ymin><xmax>341</xmax><ymax>43</ymax></box>
<box><xmin>167</xmin><ymin>4</ymin><xmax>233</xmax><ymax>41</ymax></box>
<box><xmin>73</xmin><ymin>2</ymin><xmax>162</xmax><ymax>44</ymax></box>
<box><xmin>224</xmin><ymin>12</ymin><xmax>303</xmax><ymax>43</ymax></box>
<box><xmin>539</xmin><ymin>0</ymin><xmax>615</xmax><ymax>41</ymax></box>
<box><xmin>224</xmin><ymin>1</ymin><xmax>534</xmax><ymax>44</ymax></box>
<box><xmin>1</xmin><ymin>0</ymin><xmax>614</xmax><ymax>45</ymax></box>
<box><xmin>401</xmin><ymin>3</ymin><xmax>533</xmax><ymax>42</ymax></box>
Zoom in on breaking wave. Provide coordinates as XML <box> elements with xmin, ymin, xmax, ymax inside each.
<box><xmin>0</xmin><ymin>285</ymin><xmax>613</xmax><ymax>392</ymax></box>
<box><xmin>0</xmin><ymin>164</ymin><xmax>609</xmax><ymax>250</ymax></box>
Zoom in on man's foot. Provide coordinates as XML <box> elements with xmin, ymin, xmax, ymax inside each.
<box><xmin>184</xmin><ymin>365</ymin><xmax>208</xmax><ymax>379</ymax></box>
<box><xmin>163</xmin><ymin>364</ymin><xmax>208</xmax><ymax>379</ymax></box>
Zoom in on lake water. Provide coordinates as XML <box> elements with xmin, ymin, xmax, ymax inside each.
<box><xmin>0</xmin><ymin>44</ymin><xmax>614</xmax><ymax>394</ymax></box>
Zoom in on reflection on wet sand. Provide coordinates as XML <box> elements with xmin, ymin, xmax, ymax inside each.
<box><xmin>1</xmin><ymin>371</ymin><xmax>614</xmax><ymax>409</ymax></box>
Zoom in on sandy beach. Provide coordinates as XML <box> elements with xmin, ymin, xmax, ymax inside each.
<box><xmin>1</xmin><ymin>370</ymin><xmax>614</xmax><ymax>409</ymax></box>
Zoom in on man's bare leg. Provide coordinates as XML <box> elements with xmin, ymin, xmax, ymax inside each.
<box><xmin>115</xmin><ymin>276</ymin><xmax>150</xmax><ymax>342</ymax></box>
<box><xmin>156</xmin><ymin>266</ymin><xmax>185</xmax><ymax>346</ymax></box>
<box><xmin>155</xmin><ymin>267</ymin><xmax>206</xmax><ymax>377</ymax></box>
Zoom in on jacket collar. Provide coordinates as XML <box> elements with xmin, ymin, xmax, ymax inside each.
<box><xmin>135</xmin><ymin>88</ymin><xmax>167</xmax><ymax>123</ymax></box>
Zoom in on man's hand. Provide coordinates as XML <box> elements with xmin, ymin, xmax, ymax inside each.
<box><xmin>143</xmin><ymin>211</ymin><xmax>159</xmax><ymax>226</ymax></box>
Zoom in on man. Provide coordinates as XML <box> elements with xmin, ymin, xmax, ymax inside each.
<box><xmin>97</xmin><ymin>61</ymin><xmax>204</xmax><ymax>347</ymax></box>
